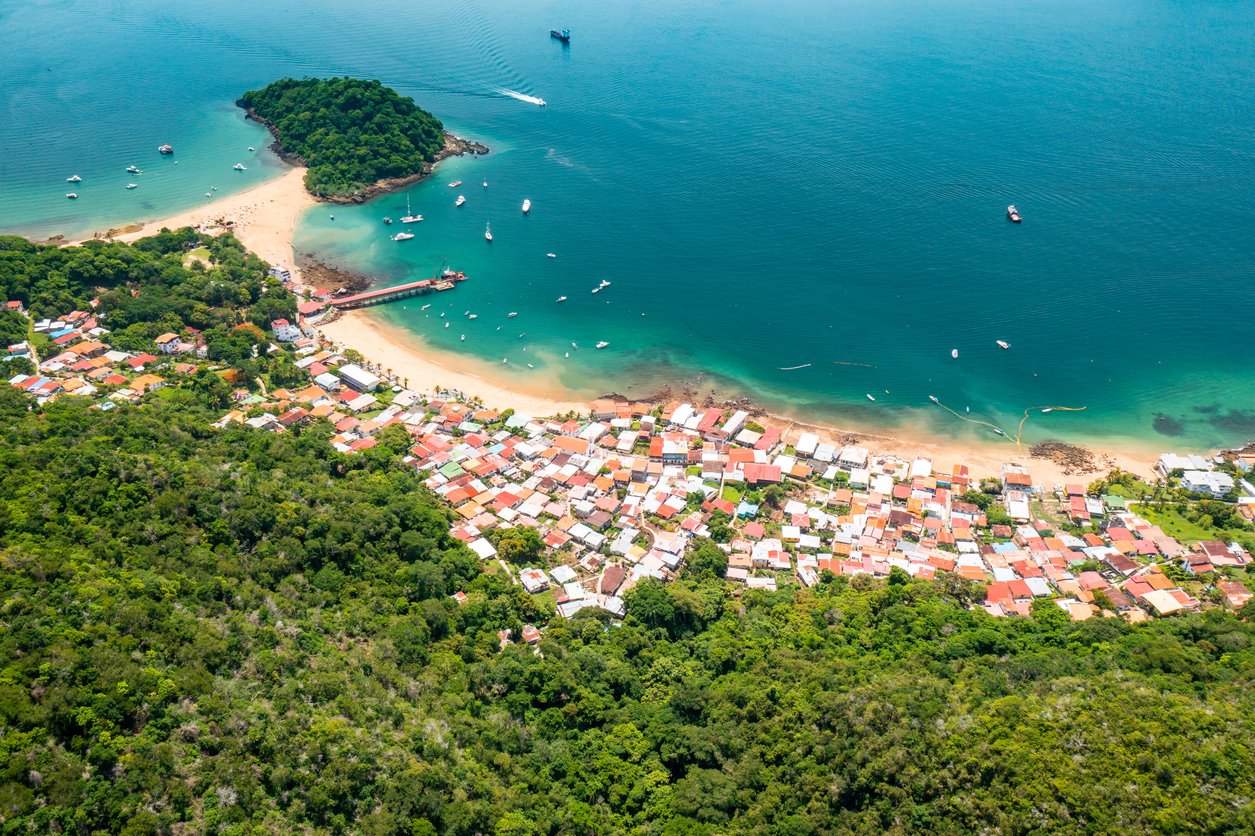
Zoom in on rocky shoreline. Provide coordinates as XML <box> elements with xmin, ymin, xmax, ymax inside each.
<box><xmin>236</xmin><ymin>100</ymin><xmax>489</xmax><ymax>205</ymax></box>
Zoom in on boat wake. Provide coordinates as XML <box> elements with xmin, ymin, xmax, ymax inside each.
<box><xmin>496</xmin><ymin>88</ymin><xmax>546</xmax><ymax>106</ymax></box>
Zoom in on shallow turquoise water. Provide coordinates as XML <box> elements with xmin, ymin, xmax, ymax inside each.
<box><xmin>5</xmin><ymin>0</ymin><xmax>1255</xmax><ymax>450</ymax></box>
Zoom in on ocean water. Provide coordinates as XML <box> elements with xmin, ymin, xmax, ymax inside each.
<box><xmin>4</xmin><ymin>0</ymin><xmax>1255</xmax><ymax>452</ymax></box>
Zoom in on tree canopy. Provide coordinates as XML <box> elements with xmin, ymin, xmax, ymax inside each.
<box><xmin>241</xmin><ymin>77</ymin><xmax>446</xmax><ymax>197</ymax></box>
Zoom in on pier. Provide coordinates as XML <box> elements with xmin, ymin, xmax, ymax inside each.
<box><xmin>330</xmin><ymin>272</ymin><xmax>466</xmax><ymax>310</ymax></box>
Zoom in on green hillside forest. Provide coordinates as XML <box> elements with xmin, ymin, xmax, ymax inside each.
<box><xmin>240</xmin><ymin>77</ymin><xmax>446</xmax><ymax>197</ymax></box>
<box><xmin>0</xmin><ymin>232</ymin><xmax>1254</xmax><ymax>835</ymax></box>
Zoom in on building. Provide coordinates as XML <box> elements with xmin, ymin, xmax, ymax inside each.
<box><xmin>271</xmin><ymin>319</ymin><xmax>302</xmax><ymax>343</ymax></box>
<box><xmin>1158</xmin><ymin>453</ymin><xmax>1213</xmax><ymax>476</ymax></box>
<box><xmin>338</xmin><ymin>363</ymin><xmax>381</xmax><ymax>392</ymax></box>
<box><xmin>154</xmin><ymin>333</ymin><xmax>181</xmax><ymax>354</ymax></box>
<box><xmin>1181</xmin><ymin>470</ymin><xmax>1234</xmax><ymax>498</ymax></box>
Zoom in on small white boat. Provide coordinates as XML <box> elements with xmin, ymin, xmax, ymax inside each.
<box><xmin>212</xmin><ymin>187</ymin><xmax>217</xmax><ymax>190</ymax></box>
<box><xmin>445</xmin><ymin>322</ymin><xmax>449</xmax><ymax>328</ymax></box>
<box><xmin>538</xmin><ymin>99</ymin><xmax>546</xmax><ymax>106</ymax></box>
<box><xmin>485</xmin><ymin>222</ymin><xmax>492</xmax><ymax>241</ymax></box>
<box><xmin>66</xmin><ymin>175</ymin><xmax>82</xmax><ymax>182</ymax></box>
<box><xmin>571</xmin><ymin>342</ymin><xmax>577</xmax><ymax>349</ymax></box>
<box><xmin>468</xmin><ymin>314</ymin><xmax>478</xmax><ymax>319</ymax></box>
<box><xmin>951</xmin><ymin>349</ymin><xmax>958</xmax><ymax>358</ymax></box>
<box><xmin>508</xmin><ymin>312</ymin><xmax>517</xmax><ymax>317</ymax></box>
<box><xmin>233</xmin><ymin>164</ymin><xmax>247</xmax><ymax>171</ymax></box>
<box><xmin>483</xmin><ymin>181</ymin><xmax>488</xmax><ymax>188</ymax></box>
<box><xmin>440</xmin><ymin>312</ymin><xmax>445</xmax><ymax>317</ymax></box>
<box><xmin>547</xmin><ymin>253</ymin><xmax>556</xmax><ymax>258</ymax></box>
<box><xmin>126</xmin><ymin>183</ymin><xmax>137</xmax><ymax>189</ymax></box>
<box><xmin>596</xmin><ymin>341</ymin><xmax>609</xmax><ymax>349</ymax></box>
<box><xmin>591</xmin><ymin>287</ymin><xmax>600</xmax><ymax>294</ymax></box>
<box><xmin>565</xmin><ymin>352</ymin><xmax>569</xmax><ymax>357</ymax></box>
<box><xmin>456</xmin><ymin>195</ymin><xmax>466</xmax><ymax>207</ymax></box>
<box><xmin>126</xmin><ymin>165</ymin><xmax>141</xmax><ymax>173</ymax></box>
<box><xmin>1042</xmin><ymin>408</ymin><xmax>1053</xmax><ymax>413</ymax></box>
<box><xmin>599</xmin><ymin>280</ymin><xmax>610</xmax><ymax>287</ymax></box>
<box><xmin>330</xmin><ymin>215</ymin><xmax>334</xmax><ymax>220</ymax></box>
<box><xmin>518</xmin><ymin>333</ymin><xmax>525</xmax><ymax>338</ymax></box>
<box><xmin>527</xmin><ymin>363</ymin><xmax>533</xmax><ymax>368</ymax></box>
<box><xmin>449</xmin><ymin>181</ymin><xmax>462</xmax><ymax>187</ymax></box>
<box><xmin>929</xmin><ymin>395</ymin><xmax>938</xmax><ymax>403</ymax></box>
<box><xmin>997</xmin><ymin>340</ymin><xmax>1010</xmax><ymax>349</ymax></box>
<box><xmin>248</xmin><ymin>147</ymin><xmax>254</xmax><ymax>151</ymax></box>
<box><xmin>461</xmin><ymin>335</ymin><xmax>465</xmax><ymax>341</ymax></box>
<box><xmin>556</xmin><ymin>296</ymin><xmax>567</xmax><ymax>302</ymax></box>
<box><xmin>66</xmin><ymin>193</ymin><xmax>77</xmax><ymax>199</ymax></box>
<box><xmin>205</xmin><ymin>192</ymin><xmax>212</xmax><ymax>197</ymax></box>
<box><xmin>464</xmin><ymin>310</ymin><xmax>469</xmax><ymax>315</ymax></box>
<box><xmin>502</xmin><ymin>358</ymin><xmax>507</xmax><ymax>363</ymax></box>
<box><xmin>867</xmin><ymin>394</ymin><xmax>875</xmax><ymax>401</ymax></box>
<box><xmin>522</xmin><ymin>199</ymin><xmax>531</xmax><ymax>214</ymax></box>
<box><xmin>392</xmin><ymin>232</ymin><xmax>414</xmax><ymax>241</ymax></box>
<box><xmin>421</xmin><ymin>304</ymin><xmax>431</xmax><ymax>310</ymax></box>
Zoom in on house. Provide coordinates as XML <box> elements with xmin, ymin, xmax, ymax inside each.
<box><xmin>277</xmin><ymin>407</ymin><xmax>312</xmax><ymax>429</ymax></box>
<box><xmin>338</xmin><ymin>363</ymin><xmax>381</xmax><ymax>392</ymax></box>
<box><xmin>129</xmin><ymin>374</ymin><xmax>166</xmax><ymax>394</ymax></box>
<box><xmin>1158</xmin><ymin>453</ymin><xmax>1213</xmax><ymax>475</ymax></box>
<box><xmin>154</xmin><ymin>333</ymin><xmax>180</xmax><ymax>354</ymax></box>
<box><xmin>5</xmin><ymin>301</ymin><xmax>24</xmax><ymax>315</ymax></box>
<box><xmin>271</xmin><ymin>319</ymin><xmax>302</xmax><ymax>343</ymax></box>
<box><xmin>1180</xmin><ymin>470</ymin><xmax>1234</xmax><ymax>498</ymax></box>
<box><xmin>125</xmin><ymin>353</ymin><xmax>159</xmax><ymax>371</ymax></box>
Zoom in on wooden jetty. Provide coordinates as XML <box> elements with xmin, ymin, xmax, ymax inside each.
<box><xmin>330</xmin><ymin>271</ymin><xmax>467</xmax><ymax>310</ymax></box>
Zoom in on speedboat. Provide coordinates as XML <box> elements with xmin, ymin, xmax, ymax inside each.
<box><xmin>445</xmin><ymin>322</ymin><xmax>449</xmax><ymax>328</ymax></box>
<box><xmin>212</xmin><ymin>187</ymin><xmax>217</xmax><ymax>190</ymax></box>
<box><xmin>384</xmin><ymin>217</ymin><xmax>392</xmax><ymax>224</ymax></box>
<box><xmin>233</xmin><ymin>164</ymin><xmax>247</xmax><ymax>171</ymax></box>
<box><xmin>126</xmin><ymin>166</ymin><xmax>141</xmax><ymax>174</ymax></box>
<box><xmin>485</xmin><ymin>222</ymin><xmax>492</xmax><ymax>241</ymax></box>
<box><xmin>456</xmin><ymin>195</ymin><xmax>466</xmax><ymax>207</ymax></box>
<box><xmin>464</xmin><ymin>311</ymin><xmax>469</xmax><ymax>316</ymax></box>
<box><xmin>468</xmin><ymin>314</ymin><xmax>477</xmax><ymax>319</ymax></box>
<box><xmin>997</xmin><ymin>340</ymin><xmax>1009</xmax><ymax>349</ymax></box>
<box><xmin>556</xmin><ymin>296</ymin><xmax>567</xmax><ymax>302</ymax></box>
<box><xmin>508</xmin><ymin>312</ymin><xmax>517</xmax><ymax>317</ymax></box>
<box><xmin>565</xmin><ymin>352</ymin><xmax>569</xmax><ymax>357</ymax></box>
<box><xmin>421</xmin><ymin>304</ymin><xmax>431</xmax><ymax>310</ymax></box>
<box><xmin>449</xmin><ymin>181</ymin><xmax>462</xmax><ymax>187</ymax></box>
<box><xmin>248</xmin><ymin>147</ymin><xmax>254</xmax><ymax>151</ymax></box>
<box><xmin>497</xmin><ymin>326</ymin><xmax>501</xmax><ymax>330</ymax></box>
<box><xmin>928</xmin><ymin>395</ymin><xmax>938</xmax><ymax>403</ymax></box>
<box><xmin>547</xmin><ymin>253</ymin><xmax>556</xmax><ymax>258</ymax></box>
<box><xmin>440</xmin><ymin>312</ymin><xmax>445</xmax><ymax>317</ymax></box>
<box><xmin>483</xmin><ymin>181</ymin><xmax>487</xmax><ymax>188</ymax></box>
<box><xmin>461</xmin><ymin>335</ymin><xmax>465</xmax><ymax>341</ymax></box>
<box><xmin>867</xmin><ymin>394</ymin><xmax>875</xmax><ymax>401</ymax></box>
<box><xmin>66</xmin><ymin>175</ymin><xmax>81</xmax><ymax>182</ymax></box>
<box><xmin>1007</xmin><ymin>205</ymin><xmax>1021</xmax><ymax>223</ymax></box>
<box><xmin>392</xmin><ymin>232</ymin><xmax>414</xmax><ymax>241</ymax></box>
<box><xmin>1042</xmin><ymin>408</ymin><xmax>1053</xmax><ymax>413</ymax></box>
<box><xmin>126</xmin><ymin>183</ymin><xmax>137</xmax><ymax>189</ymax></box>
<box><xmin>66</xmin><ymin>193</ymin><xmax>78</xmax><ymax>199</ymax></box>
<box><xmin>518</xmin><ymin>333</ymin><xmax>525</xmax><ymax>338</ymax></box>
<box><xmin>571</xmin><ymin>342</ymin><xmax>578</xmax><ymax>349</ymax></box>
<box><xmin>522</xmin><ymin>199</ymin><xmax>531</xmax><ymax>214</ymax></box>
<box><xmin>599</xmin><ymin>280</ymin><xmax>610</xmax><ymax>287</ymax></box>
<box><xmin>158</xmin><ymin>145</ymin><xmax>173</xmax><ymax>154</ymax></box>
<box><xmin>205</xmin><ymin>192</ymin><xmax>212</xmax><ymax>197</ymax></box>
<box><xmin>527</xmin><ymin>363</ymin><xmax>533</xmax><ymax>368</ymax></box>
<box><xmin>591</xmin><ymin>287</ymin><xmax>600</xmax><ymax>294</ymax></box>
<box><xmin>951</xmin><ymin>349</ymin><xmax>958</xmax><ymax>358</ymax></box>
<box><xmin>537</xmin><ymin>100</ymin><xmax>546</xmax><ymax>106</ymax></box>
<box><xmin>994</xmin><ymin>428</ymin><xmax>1005</xmax><ymax>435</ymax></box>
<box><xmin>596</xmin><ymin>341</ymin><xmax>609</xmax><ymax>349</ymax></box>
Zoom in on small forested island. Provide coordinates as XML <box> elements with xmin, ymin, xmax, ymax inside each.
<box><xmin>240</xmin><ymin>77</ymin><xmax>487</xmax><ymax>201</ymax></box>
<box><xmin>2</xmin><ymin>231</ymin><xmax>1255</xmax><ymax>834</ymax></box>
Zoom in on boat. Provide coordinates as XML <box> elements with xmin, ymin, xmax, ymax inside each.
<box><xmin>66</xmin><ymin>175</ymin><xmax>81</xmax><ymax>182</ymax></box>
<box><xmin>248</xmin><ymin>147</ymin><xmax>254</xmax><ymax>151</ymax></box>
<box><xmin>392</xmin><ymin>232</ymin><xmax>414</xmax><ymax>241</ymax></box>
<box><xmin>469</xmin><ymin>314</ymin><xmax>478</xmax><ymax>319</ymax></box>
<box><xmin>522</xmin><ymin>199</ymin><xmax>531</xmax><ymax>214</ymax></box>
<box><xmin>547</xmin><ymin>253</ymin><xmax>556</xmax><ymax>258</ymax></box>
<box><xmin>456</xmin><ymin>195</ymin><xmax>466</xmax><ymax>207</ymax></box>
<box><xmin>508</xmin><ymin>312</ymin><xmax>517</xmax><ymax>317</ymax></box>
<box><xmin>556</xmin><ymin>296</ymin><xmax>566</xmax><ymax>302</ymax></box>
<box><xmin>502</xmin><ymin>358</ymin><xmax>507</xmax><ymax>363</ymax></box>
<box><xmin>591</xmin><ymin>287</ymin><xmax>600</xmax><ymax>294</ymax></box>
<box><xmin>483</xmin><ymin>181</ymin><xmax>488</xmax><ymax>188</ymax></box>
<box><xmin>928</xmin><ymin>395</ymin><xmax>938</xmax><ymax>403</ymax></box>
<box><xmin>421</xmin><ymin>304</ymin><xmax>431</xmax><ymax>310</ymax></box>
<box><xmin>565</xmin><ymin>352</ymin><xmax>569</xmax><ymax>358</ymax></box>
<box><xmin>518</xmin><ymin>333</ymin><xmax>525</xmax><ymax>338</ymax></box>
<box><xmin>1042</xmin><ymin>408</ymin><xmax>1053</xmax><ymax>413</ymax></box>
<box><xmin>497</xmin><ymin>326</ymin><xmax>501</xmax><ymax>330</ymax></box>
<box><xmin>571</xmin><ymin>342</ymin><xmax>577</xmax><ymax>349</ymax></box>
<box><xmin>867</xmin><ymin>394</ymin><xmax>875</xmax><ymax>401</ymax></box>
<box><xmin>485</xmin><ymin>222</ymin><xmax>492</xmax><ymax>241</ymax></box>
<box><xmin>461</xmin><ymin>335</ymin><xmax>465</xmax><ymax>341</ymax></box>
<box><xmin>449</xmin><ymin>181</ymin><xmax>462</xmax><ymax>187</ymax></box>
<box><xmin>596</xmin><ymin>341</ymin><xmax>609</xmax><ymax>349</ymax></box>
<box><xmin>997</xmin><ymin>340</ymin><xmax>1009</xmax><ymax>349</ymax></box>
<box><xmin>994</xmin><ymin>428</ymin><xmax>1005</xmax><ymax>435</ymax></box>
<box><xmin>126</xmin><ymin>183</ymin><xmax>137</xmax><ymax>189</ymax></box>
<box><xmin>551</xmin><ymin>28</ymin><xmax>571</xmax><ymax>42</ymax></box>
<box><xmin>537</xmin><ymin>100</ymin><xmax>546</xmax><ymax>106</ymax></box>
<box><xmin>384</xmin><ymin>217</ymin><xmax>392</xmax><ymax>224</ymax></box>
<box><xmin>527</xmin><ymin>364</ymin><xmax>534</xmax><ymax>368</ymax></box>
<box><xmin>158</xmin><ymin>145</ymin><xmax>173</xmax><ymax>154</ymax></box>
<box><xmin>212</xmin><ymin>187</ymin><xmax>217</xmax><ymax>190</ymax></box>
<box><xmin>599</xmin><ymin>280</ymin><xmax>610</xmax><ymax>287</ymax></box>
<box><xmin>445</xmin><ymin>322</ymin><xmax>449</xmax><ymax>328</ymax></box>
<box><xmin>329</xmin><ymin>214</ymin><xmax>334</xmax><ymax>220</ymax></box>
<box><xmin>126</xmin><ymin>166</ymin><xmax>141</xmax><ymax>173</ymax></box>
<box><xmin>66</xmin><ymin>193</ymin><xmax>77</xmax><ymax>199</ymax></box>
<box><xmin>440</xmin><ymin>312</ymin><xmax>445</xmax><ymax>317</ymax></box>
<box><xmin>1007</xmin><ymin>205</ymin><xmax>1021</xmax><ymax>223</ymax></box>
<box><xmin>205</xmin><ymin>192</ymin><xmax>212</xmax><ymax>197</ymax></box>
<box><xmin>951</xmin><ymin>349</ymin><xmax>958</xmax><ymax>358</ymax></box>
<box><xmin>233</xmin><ymin>164</ymin><xmax>247</xmax><ymax>171</ymax></box>
<box><xmin>400</xmin><ymin>197</ymin><xmax>422</xmax><ymax>224</ymax></box>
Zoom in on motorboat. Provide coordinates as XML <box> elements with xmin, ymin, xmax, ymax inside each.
<box><xmin>440</xmin><ymin>312</ymin><xmax>445</xmax><ymax>317</ymax></box>
<box><xmin>464</xmin><ymin>310</ymin><xmax>469</xmax><ymax>315</ymax></box>
<box><xmin>497</xmin><ymin>326</ymin><xmax>501</xmax><ymax>330</ymax></box>
<box><xmin>384</xmin><ymin>217</ymin><xmax>392</xmax><ymax>224</ymax></box>
<box><xmin>951</xmin><ymin>349</ymin><xmax>958</xmax><ymax>358</ymax></box>
<box><xmin>547</xmin><ymin>253</ymin><xmax>556</xmax><ymax>258</ymax></box>
<box><xmin>392</xmin><ymin>232</ymin><xmax>414</xmax><ymax>241</ymax></box>
<box><xmin>449</xmin><ymin>180</ymin><xmax>462</xmax><ymax>187</ymax></box>
<box><xmin>66</xmin><ymin>193</ymin><xmax>78</xmax><ymax>199</ymax></box>
<box><xmin>461</xmin><ymin>335</ymin><xmax>465</xmax><ymax>341</ymax></box>
<box><xmin>997</xmin><ymin>340</ymin><xmax>1009</xmax><ymax>349</ymax></box>
<box><xmin>571</xmin><ymin>342</ymin><xmax>577</xmax><ymax>349</ymax></box>
<box><xmin>522</xmin><ymin>199</ymin><xmax>531</xmax><ymax>214</ymax></box>
<box><xmin>421</xmin><ymin>304</ymin><xmax>431</xmax><ymax>310</ymax></box>
<box><xmin>508</xmin><ymin>312</ymin><xmax>517</xmax><ymax>317</ymax></box>
<box><xmin>329</xmin><ymin>214</ymin><xmax>334</xmax><ymax>220</ymax></box>
<box><xmin>596</xmin><ymin>341</ymin><xmax>609</xmax><ymax>349</ymax></box>
<box><xmin>1042</xmin><ymin>408</ymin><xmax>1053</xmax><ymax>413</ymax></box>
<box><xmin>468</xmin><ymin>314</ymin><xmax>478</xmax><ymax>319</ymax></box>
<box><xmin>502</xmin><ymin>358</ymin><xmax>507</xmax><ymax>363</ymax></box>
<box><xmin>591</xmin><ymin>287</ymin><xmax>600</xmax><ymax>294</ymax></box>
<box><xmin>212</xmin><ymin>187</ymin><xmax>217</xmax><ymax>190</ymax></box>
<box><xmin>867</xmin><ymin>394</ymin><xmax>875</xmax><ymax>401</ymax></box>
<box><xmin>126</xmin><ymin>183</ymin><xmax>137</xmax><ymax>189</ymax></box>
<box><xmin>565</xmin><ymin>352</ymin><xmax>569</xmax><ymax>357</ymax></box>
<box><xmin>126</xmin><ymin>166</ymin><xmax>142</xmax><ymax>174</ymax></box>
<box><xmin>599</xmin><ymin>280</ymin><xmax>610</xmax><ymax>287</ymax></box>
<box><xmin>456</xmin><ymin>195</ymin><xmax>466</xmax><ymax>207</ymax></box>
<box><xmin>483</xmin><ymin>181</ymin><xmax>488</xmax><ymax>188</ymax></box>
<box><xmin>527</xmin><ymin>363</ymin><xmax>534</xmax><ymax>368</ymax></box>
<box><xmin>248</xmin><ymin>147</ymin><xmax>255</xmax><ymax>151</ymax></box>
<box><xmin>66</xmin><ymin>175</ymin><xmax>81</xmax><ymax>182</ymax></box>
<box><xmin>556</xmin><ymin>296</ymin><xmax>567</xmax><ymax>302</ymax></box>
<box><xmin>445</xmin><ymin>322</ymin><xmax>449</xmax><ymax>328</ymax></box>
<box><xmin>205</xmin><ymin>192</ymin><xmax>212</xmax><ymax>197</ymax></box>
<box><xmin>400</xmin><ymin>197</ymin><xmax>422</xmax><ymax>223</ymax></box>
<box><xmin>485</xmin><ymin>222</ymin><xmax>492</xmax><ymax>241</ymax></box>
<box><xmin>1007</xmin><ymin>205</ymin><xmax>1021</xmax><ymax>223</ymax></box>
<box><xmin>233</xmin><ymin>164</ymin><xmax>247</xmax><ymax>171</ymax></box>
<box><xmin>518</xmin><ymin>333</ymin><xmax>525</xmax><ymax>338</ymax></box>
<box><xmin>928</xmin><ymin>395</ymin><xmax>938</xmax><ymax>403</ymax></box>
<box><xmin>158</xmin><ymin>145</ymin><xmax>173</xmax><ymax>154</ymax></box>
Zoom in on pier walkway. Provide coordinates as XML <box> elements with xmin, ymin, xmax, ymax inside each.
<box><xmin>330</xmin><ymin>275</ymin><xmax>462</xmax><ymax>310</ymax></box>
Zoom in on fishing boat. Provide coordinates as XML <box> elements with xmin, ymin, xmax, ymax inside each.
<box><xmin>547</xmin><ymin>253</ymin><xmax>556</xmax><ymax>258</ymax></box>
<box><xmin>392</xmin><ymin>232</ymin><xmax>414</xmax><ymax>241</ymax></box>
<box><xmin>233</xmin><ymin>163</ymin><xmax>247</xmax><ymax>171</ymax></box>
<box><xmin>951</xmin><ymin>349</ymin><xmax>958</xmax><ymax>358</ymax></box>
<box><xmin>449</xmin><ymin>180</ymin><xmax>462</xmax><ymax>187</ymax></box>
<box><xmin>66</xmin><ymin>175</ymin><xmax>81</xmax><ymax>182</ymax></box>
<box><xmin>158</xmin><ymin>145</ymin><xmax>173</xmax><ymax>154</ymax></box>
<box><xmin>556</xmin><ymin>296</ymin><xmax>567</xmax><ymax>302</ymax></box>
<box><xmin>596</xmin><ymin>341</ymin><xmax>609</xmax><ymax>349</ymax></box>
<box><xmin>400</xmin><ymin>197</ymin><xmax>421</xmax><ymax>224</ymax></box>
<box><xmin>1007</xmin><ymin>205</ymin><xmax>1021</xmax><ymax>223</ymax></box>
<box><xmin>66</xmin><ymin>193</ymin><xmax>78</xmax><ymax>199</ymax></box>
<box><xmin>126</xmin><ymin>166</ymin><xmax>141</xmax><ymax>173</ymax></box>
<box><xmin>126</xmin><ymin>183</ymin><xmax>137</xmax><ymax>189</ymax></box>
<box><xmin>485</xmin><ymin>222</ymin><xmax>492</xmax><ymax>241</ymax></box>
<box><xmin>522</xmin><ymin>199</ymin><xmax>531</xmax><ymax>214</ymax></box>
<box><xmin>867</xmin><ymin>394</ymin><xmax>875</xmax><ymax>401</ymax></box>
<box><xmin>455</xmin><ymin>195</ymin><xmax>466</xmax><ymax>207</ymax></box>
<box><xmin>551</xmin><ymin>28</ymin><xmax>570</xmax><ymax>42</ymax></box>
<box><xmin>383</xmin><ymin>217</ymin><xmax>392</xmax><ymax>225</ymax></box>
<box><xmin>997</xmin><ymin>340</ymin><xmax>1009</xmax><ymax>349</ymax></box>
<box><xmin>508</xmin><ymin>312</ymin><xmax>517</xmax><ymax>318</ymax></box>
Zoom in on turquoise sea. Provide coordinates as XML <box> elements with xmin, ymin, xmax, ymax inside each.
<box><xmin>3</xmin><ymin>0</ymin><xmax>1254</xmax><ymax>452</ymax></box>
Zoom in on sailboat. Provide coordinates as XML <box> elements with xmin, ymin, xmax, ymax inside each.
<box><xmin>401</xmin><ymin>196</ymin><xmax>421</xmax><ymax>224</ymax></box>
<box><xmin>485</xmin><ymin>222</ymin><xmax>492</xmax><ymax>241</ymax></box>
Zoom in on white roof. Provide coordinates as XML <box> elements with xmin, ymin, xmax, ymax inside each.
<box><xmin>550</xmin><ymin>564</ymin><xmax>578</xmax><ymax>584</ymax></box>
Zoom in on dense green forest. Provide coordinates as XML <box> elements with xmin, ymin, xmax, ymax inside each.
<box><xmin>240</xmin><ymin>77</ymin><xmax>446</xmax><ymax>197</ymax></box>
<box><xmin>0</xmin><ymin>389</ymin><xmax>1253</xmax><ymax>835</ymax></box>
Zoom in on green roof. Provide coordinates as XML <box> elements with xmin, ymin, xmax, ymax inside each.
<box><xmin>1102</xmin><ymin>494</ymin><xmax>1128</xmax><ymax>509</ymax></box>
<box><xmin>438</xmin><ymin>461</ymin><xmax>466</xmax><ymax>479</ymax></box>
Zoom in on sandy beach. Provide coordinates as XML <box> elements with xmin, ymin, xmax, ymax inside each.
<box><xmin>107</xmin><ymin>167</ymin><xmax>316</xmax><ymax>283</ymax></box>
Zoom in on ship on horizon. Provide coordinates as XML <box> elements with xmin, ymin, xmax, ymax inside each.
<box><xmin>550</xmin><ymin>28</ymin><xmax>570</xmax><ymax>42</ymax></box>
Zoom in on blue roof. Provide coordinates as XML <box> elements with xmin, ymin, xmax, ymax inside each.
<box><xmin>736</xmin><ymin>501</ymin><xmax>760</xmax><ymax>518</ymax></box>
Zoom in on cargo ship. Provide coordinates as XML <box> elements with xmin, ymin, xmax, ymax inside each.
<box><xmin>550</xmin><ymin>28</ymin><xmax>570</xmax><ymax>42</ymax></box>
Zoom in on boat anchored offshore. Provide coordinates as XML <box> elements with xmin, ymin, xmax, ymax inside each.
<box><xmin>127</xmin><ymin>165</ymin><xmax>142</xmax><ymax>173</ymax></box>
<box><xmin>384</xmin><ymin>217</ymin><xmax>392</xmax><ymax>224</ymax></box>
<box><xmin>522</xmin><ymin>199</ymin><xmax>531</xmax><ymax>214</ymax></box>
<box><xmin>456</xmin><ymin>195</ymin><xmax>466</xmax><ymax>207</ymax></box>
<box><xmin>66</xmin><ymin>175</ymin><xmax>81</xmax><ymax>182</ymax></box>
<box><xmin>591</xmin><ymin>287</ymin><xmax>600</xmax><ymax>294</ymax></box>
<box><xmin>400</xmin><ymin>197</ymin><xmax>422</xmax><ymax>224</ymax></box>
<box><xmin>546</xmin><ymin>253</ymin><xmax>556</xmax><ymax>258</ymax></box>
<box><xmin>596</xmin><ymin>341</ymin><xmax>609</xmax><ymax>349</ymax></box>
<box><xmin>508</xmin><ymin>312</ymin><xmax>518</xmax><ymax>317</ymax></box>
<box><xmin>997</xmin><ymin>340</ymin><xmax>1010</xmax><ymax>349</ymax></box>
<box><xmin>66</xmin><ymin>193</ymin><xmax>78</xmax><ymax>199</ymax></box>
<box><xmin>126</xmin><ymin>183</ymin><xmax>137</xmax><ymax>189</ymax></box>
<box><xmin>392</xmin><ymin>232</ymin><xmax>414</xmax><ymax>241</ymax></box>
<box><xmin>551</xmin><ymin>28</ymin><xmax>570</xmax><ymax>42</ymax></box>
<box><xmin>1007</xmin><ymin>205</ymin><xmax>1021</xmax><ymax>223</ymax></box>
<box><xmin>234</xmin><ymin>163</ymin><xmax>247</xmax><ymax>170</ymax></box>
<box><xmin>158</xmin><ymin>145</ymin><xmax>173</xmax><ymax>154</ymax></box>
<box><xmin>485</xmin><ymin>222</ymin><xmax>492</xmax><ymax>241</ymax></box>
<box><xmin>556</xmin><ymin>296</ymin><xmax>567</xmax><ymax>302</ymax></box>
<box><xmin>449</xmin><ymin>180</ymin><xmax>462</xmax><ymax>187</ymax></box>
<box><xmin>951</xmin><ymin>349</ymin><xmax>959</xmax><ymax>358</ymax></box>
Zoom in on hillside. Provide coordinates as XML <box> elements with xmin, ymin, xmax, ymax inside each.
<box><xmin>240</xmin><ymin>77</ymin><xmax>451</xmax><ymax>199</ymax></box>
